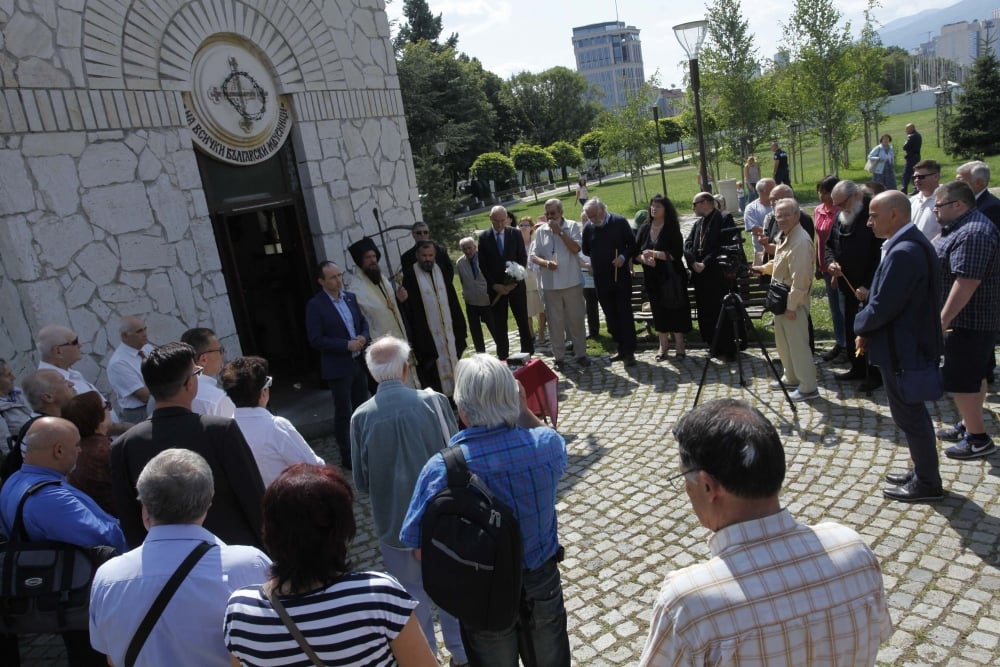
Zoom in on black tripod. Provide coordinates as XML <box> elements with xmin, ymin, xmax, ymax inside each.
<box><xmin>693</xmin><ymin>284</ymin><xmax>796</xmax><ymax>412</ymax></box>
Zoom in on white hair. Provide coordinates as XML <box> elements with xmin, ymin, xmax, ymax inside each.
<box><xmin>35</xmin><ymin>325</ymin><xmax>73</xmax><ymax>361</ymax></box>
<box><xmin>365</xmin><ymin>336</ymin><xmax>411</xmax><ymax>383</ymax></box>
<box><xmin>453</xmin><ymin>354</ymin><xmax>520</xmax><ymax>427</ymax></box>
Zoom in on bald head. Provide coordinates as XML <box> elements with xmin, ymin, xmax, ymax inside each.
<box><xmin>36</xmin><ymin>325</ymin><xmax>81</xmax><ymax>367</ymax></box>
<box><xmin>365</xmin><ymin>336</ymin><xmax>411</xmax><ymax>383</ymax></box>
<box><xmin>21</xmin><ymin>369</ymin><xmax>75</xmax><ymax>415</ymax></box>
<box><xmin>22</xmin><ymin>416</ymin><xmax>80</xmax><ymax>474</ymax></box>
<box><xmin>868</xmin><ymin>190</ymin><xmax>912</xmax><ymax>239</ymax></box>
<box><xmin>770</xmin><ymin>184</ymin><xmax>795</xmax><ymax>205</ymax></box>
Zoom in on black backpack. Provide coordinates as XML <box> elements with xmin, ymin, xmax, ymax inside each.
<box><xmin>419</xmin><ymin>446</ymin><xmax>523</xmax><ymax>631</ymax></box>
<box><xmin>0</xmin><ymin>416</ymin><xmax>40</xmax><ymax>486</ymax></box>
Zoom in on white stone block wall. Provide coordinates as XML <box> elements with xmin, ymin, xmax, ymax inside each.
<box><xmin>0</xmin><ymin>0</ymin><xmax>421</xmax><ymax>386</ymax></box>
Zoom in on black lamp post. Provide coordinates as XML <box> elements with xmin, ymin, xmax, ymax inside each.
<box><xmin>651</xmin><ymin>105</ymin><xmax>668</xmax><ymax>196</ymax></box>
<box><xmin>674</xmin><ymin>19</ymin><xmax>710</xmax><ymax>194</ymax></box>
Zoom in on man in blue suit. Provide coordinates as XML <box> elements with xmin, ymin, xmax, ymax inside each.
<box><xmin>855</xmin><ymin>191</ymin><xmax>944</xmax><ymax>502</ymax></box>
<box><xmin>306</xmin><ymin>261</ymin><xmax>370</xmax><ymax>469</ymax></box>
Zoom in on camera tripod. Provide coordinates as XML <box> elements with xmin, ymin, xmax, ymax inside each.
<box><xmin>693</xmin><ymin>284</ymin><xmax>797</xmax><ymax>412</ymax></box>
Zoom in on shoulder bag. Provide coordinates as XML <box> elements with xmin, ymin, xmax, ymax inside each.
<box><xmin>659</xmin><ymin>258</ymin><xmax>686</xmax><ymax>309</ymax></box>
<box><xmin>0</xmin><ymin>480</ymin><xmax>117</xmax><ymax>634</ymax></box>
<box><xmin>123</xmin><ymin>541</ymin><xmax>214</xmax><ymax>667</ymax></box>
<box><xmin>764</xmin><ymin>281</ymin><xmax>790</xmax><ymax>314</ymax></box>
<box><xmin>266</xmin><ymin>585</ymin><xmax>325</xmax><ymax>667</ymax></box>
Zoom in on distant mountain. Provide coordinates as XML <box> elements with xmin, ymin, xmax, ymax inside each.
<box><xmin>879</xmin><ymin>0</ymin><xmax>1000</xmax><ymax>50</ymax></box>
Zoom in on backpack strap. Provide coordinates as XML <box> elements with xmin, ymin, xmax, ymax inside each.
<box><xmin>124</xmin><ymin>541</ymin><xmax>215</xmax><ymax>667</ymax></box>
<box><xmin>441</xmin><ymin>446</ymin><xmax>470</xmax><ymax>488</ymax></box>
<box><xmin>11</xmin><ymin>479</ymin><xmax>62</xmax><ymax>542</ymax></box>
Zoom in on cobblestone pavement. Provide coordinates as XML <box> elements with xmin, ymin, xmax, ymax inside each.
<box><xmin>20</xmin><ymin>343</ymin><xmax>1000</xmax><ymax>665</ymax></box>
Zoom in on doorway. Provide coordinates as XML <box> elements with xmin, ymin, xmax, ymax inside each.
<box><xmin>196</xmin><ymin>143</ymin><xmax>319</xmax><ymax>381</ymax></box>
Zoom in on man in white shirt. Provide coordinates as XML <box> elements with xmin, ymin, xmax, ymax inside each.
<box><xmin>106</xmin><ymin>316</ymin><xmax>155</xmax><ymax>422</ymax></box>
<box><xmin>35</xmin><ymin>324</ymin><xmax>122</xmax><ymax>429</ymax></box>
<box><xmin>639</xmin><ymin>398</ymin><xmax>892</xmax><ymax>666</ymax></box>
<box><xmin>909</xmin><ymin>159</ymin><xmax>942</xmax><ymax>240</ymax></box>
<box><xmin>743</xmin><ymin>178</ymin><xmax>775</xmax><ymax>257</ymax></box>
<box><xmin>530</xmin><ymin>198</ymin><xmax>590</xmax><ymax>370</ymax></box>
<box><xmin>179</xmin><ymin>328</ymin><xmax>236</xmax><ymax>418</ymax></box>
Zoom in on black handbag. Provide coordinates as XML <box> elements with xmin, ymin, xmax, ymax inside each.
<box><xmin>764</xmin><ymin>281</ymin><xmax>790</xmax><ymax>314</ymax></box>
<box><xmin>660</xmin><ymin>260</ymin><xmax>686</xmax><ymax>309</ymax></box>
<box><xmin>0</xmin><ymin>480</ymin><xmax>117</xmax><ymax>634</ymax></box>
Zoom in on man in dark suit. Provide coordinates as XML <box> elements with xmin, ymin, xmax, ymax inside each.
<box><xmin>306</xmin><ymin>261</ymin><xmax>370</xmax><ymax>468</ymax></box>
<box><xmin>901</xmin><ymin>123</ymin><xmax>922</xmax><ymax>194</ymax></box>
<box><xmin>583</xmin><ymin>197</ymin><xmax>638</xmax><ymax>366</ymax></box>
<box><xmin>478</xmin><ymin>205</ymin><xmax>534</xmax><ymax>360</ymax></box>
<box><xmin>855</xmin><ymin>192</ymin><xmax>944</xmax><ymax>503</ymax></box>
<box><xmin>110</xmin><ymin>342</ymin><xmax>265</xmax><ymax>549</ymax></box>
<box><xmin>957</xmin><ymin>160</ymin><xmax>1000</xmax><ymax>229</ymax></box>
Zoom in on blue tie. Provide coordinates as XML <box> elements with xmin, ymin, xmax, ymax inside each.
<box><xmin>497</xmin><ymin>230</ymin><xmax>504</xmax><ymax>254</ymax></box>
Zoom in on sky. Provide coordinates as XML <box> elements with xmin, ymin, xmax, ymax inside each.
<box><xmin>384</xmin><ymin>0</ymin><xmax>944</xmax><ymax>87</ymax></box>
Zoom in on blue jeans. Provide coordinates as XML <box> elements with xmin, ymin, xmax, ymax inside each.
<box><xmin>824</xmin><ymin>274</ymin><xmax>846</xmax><ymax>348</ymax></box>
<box><xmin>460</xmin><ymin>558</ymin><xmax>570</xmax><ymax>667</ymax></box>
<box><xmin>380</xmin><ymin>543</ymin><xmax>467</xmax><ymax>663</ymax></box>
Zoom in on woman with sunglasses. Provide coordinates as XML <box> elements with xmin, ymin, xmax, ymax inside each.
<box><xmin>64</xmin><ymin>390</ymin><xmax>117</xmax><ymax>515</ymax></box>
<box><xmin>220</xmin><ymin>356</ymin><xmax>324</xmax><ymax>488</ymax></box>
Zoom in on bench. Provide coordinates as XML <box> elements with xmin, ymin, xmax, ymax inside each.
<box><xmin>631</xmin><ymin>270</ymin><xmax>769</xmax><ymax>334</ymax></box>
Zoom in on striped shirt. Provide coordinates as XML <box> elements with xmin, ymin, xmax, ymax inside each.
<box><xmin>639</xmin><ymin>510</ymin><xmax>892</xmax><ymax>667</ymax></box>
<box><xmin>224</xmin><ymin>571</ymin><xmax>417</xmax><ymax>666</ymax></box>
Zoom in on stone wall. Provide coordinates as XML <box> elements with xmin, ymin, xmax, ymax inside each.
<box><xmin>0</xmin><ymin>0</ymin><xmax>419</xmax><ymax>386</ymax></box>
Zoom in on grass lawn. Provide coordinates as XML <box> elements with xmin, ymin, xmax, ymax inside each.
<box><xmin>445</xmin><ymin>105</ymin><xmax>1000</xmax><ymax>356</ymax></box>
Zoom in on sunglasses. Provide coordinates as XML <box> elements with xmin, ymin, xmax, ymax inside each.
<box><xmin>57</xmin><ymin>338</ymin><xmax>80</xmax><ymax>348</ymax></box>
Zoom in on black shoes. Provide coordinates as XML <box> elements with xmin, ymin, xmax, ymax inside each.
<box><xmin>883</xmin><ymin>479</ymin><xmax>944</xmax><ymax>503</ymax></box>
<box><xmin>834</xmin><ymin>369</ymin><xmax>865</xmax><ymax>381</ymax></box>
<box><xmin>859</xmin><ymin>375</ymin><xmax>883</xmax><ymax>392</ymax></box>
<box><xmin>609</xmin><ymin>353</ymin><xmax>624</xmax><ymax>362</ymax></box>
<box><xmin>623</xmin><ymin>356</ymin><xmax>637</xmax><ymax>367</ymax></box>
<box><xmin>821</xmin><ymin>345</ymin><xmax>843</xmax><ymax>362</ymax></box>
<box><xmin>885</xmin><ymin>470</ymin><xmax>914</xmax><ymax>485</ymax></box>
<box><xmin>575</xmin><ymin>356</ymin><xmax>591</xmax><ymax>367</ymax></box>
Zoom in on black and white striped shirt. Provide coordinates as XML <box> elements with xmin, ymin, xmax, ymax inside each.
<box><xmin>224</xmin><ymin>571</ymin><xmax>418</xmax><ymax>666</ymax></box>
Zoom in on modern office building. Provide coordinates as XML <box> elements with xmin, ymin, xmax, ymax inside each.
<box><xmin>572</xmin><ymin>21</ymin><xmax>645</xmax><ymax>110</ymax></box>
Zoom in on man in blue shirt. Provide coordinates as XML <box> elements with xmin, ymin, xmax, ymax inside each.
<box><xmin>89</xmin><ymin>448</ymin><xmax>271</xmax><ymax>667</ymax></box>
<box><xmin>0</xmin><ymin>416</ymin><xmax>126</xmax><ymax>666</ymax></box>
<box><xmin>400</xmin><ymin>354</ymin><xmax>569</xmax><ymax>667</ymax></box>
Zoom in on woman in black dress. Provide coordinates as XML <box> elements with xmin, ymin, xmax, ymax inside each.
<box><xmin>634</xmin><ymin>195</ymin><xmax>692</xmax><ymax>361</ymax></box>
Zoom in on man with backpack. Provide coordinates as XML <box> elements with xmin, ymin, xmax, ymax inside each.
<box><xmin>399</xmin><ymin>354</ymin><xmax>570</xmax><ymax>667</ymax></box>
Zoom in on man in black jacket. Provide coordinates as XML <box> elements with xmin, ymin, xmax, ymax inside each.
<box><xmin>110</xmin><ymin>342</ymin><xmax>265</xmax><ymax>550</ymax></box>
<box><xmin>478</xmin><ymin>206</ymin><xmax>534</xmax><ymax>360</ymax></box>
<box><xmin>582</xmin><ymin>198</ymin><xmax>638</xmax><ymax>366</ymax></box>
<box><xmin>826</xmin><ymin>181</ymin><xmax>883</xmax><ymax>391</ymax></box>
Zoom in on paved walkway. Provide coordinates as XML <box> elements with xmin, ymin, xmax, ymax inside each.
<box><xmin>19</xmin><ymin>340</ymin><xmax>1000</xmax><ymax>665</ymax></box>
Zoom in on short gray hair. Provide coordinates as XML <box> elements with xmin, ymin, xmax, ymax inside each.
<box><xmin>137</xmin><ymin>448</ymin><xmax>214</xmax><ymax>525</ymax></box>
<box><xmin>544</xmin><ymin>198</ymin><xmax>563</xmax><ymax>213</ymax></box>
<box><xmin>756</xmin><ymin>178</ymin><xmax>775</xmax><ymax>194</ymax></box>
<box><xmin>832</xmin><ymin>179</ymin><xmax>861</xmax><ymax>200</ymax></box>
<box><xmin>959</xmin><ymin>160</ymin><xmax>990</xmax><ymax>185</ymax></box>
<box><xmin>453</xmin><ymin>354</ymin><xmax>519</xmax><ymax>427</ymax></box>
<box><xmin>583</xmin><ymin>197</ymin><xmax>607</xmax><ymax>217</ymax></box>
<box><xmin>459</xmin><ymin>236</ymin><xmax>476</xmax><ymax>249</ymax></box>
<box><xmin>21</xmin><ymin>369</ymin><xmax>66</xmax><ymax>411</ymax></box>
<box><xmin>119</xmin><ymin>316</ymin><xmax>144</xmax><ymax>335</ymax></box>
<box><xmin>365</xmin><ymin>336</ymin><xmax>411</xmax><ymax>383</ymax></box>
<box><xmin>35</xmin><ymin>325</ymin><xmax>74</xmax><ymax>360</ymax></box>
<box><xmin>936</xmin><ymin>180</ymin><xmax>976</xmax><ymax>208</ymax></box>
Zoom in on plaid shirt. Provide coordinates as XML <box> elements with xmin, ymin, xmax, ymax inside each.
<box><xmin>399</xmin><ymin>424</ymin><xmax>566</xmax><ymax>570</ymax></box>
<box><xmin>933</xmin><ymin>207</ymin><xmax>1000</xmax><ymax>331</ymax></box>
<box><xmin>638</xmin><ymin>510</ymin><xmax>892</xmax><ymax>667</ymax></box>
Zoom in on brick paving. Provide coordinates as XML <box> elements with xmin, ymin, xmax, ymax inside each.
<box><xmin>19</xmin><ymin>343</ymin><xmax>1000</xmax><ymax>665</ymax></box>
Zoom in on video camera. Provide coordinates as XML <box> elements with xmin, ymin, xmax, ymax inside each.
<box><xmin>716</xmin><ymin>224</ymin><xmax>750</xmax><ymax>281</ymax></box>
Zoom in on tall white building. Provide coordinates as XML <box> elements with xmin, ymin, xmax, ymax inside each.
<box><xmin>572</xmin><ymin>21</ymin><xmax>645</xmax><ymax>110</ymax></box>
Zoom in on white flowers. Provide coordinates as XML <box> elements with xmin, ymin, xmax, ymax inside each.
<box><xmin>503</xmin><ymin>261</ymin><xmax>526</xmax><ymax>283</ymax></box>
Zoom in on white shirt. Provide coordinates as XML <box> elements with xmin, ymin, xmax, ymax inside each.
<box><xmin>232</xmin><ymin>407</ymin><xmax>324</xmax><ymax>487</ymax></box>
<box><xmin>529</xmin><ymin>220</ymin><xmax>584</xmax><ymax>291</ymax></box>
<box><xmin>910</xmin><ymin>191</ymin><xmax>940</xmax><ymax>241</ymax></box>
<box><xmin>743</xmin><ymin>199</ymin><xmax>772</xmax><ymax>253</ymax></box>
<box><xmin>106</xmin><ymin>342</ymin><xmax>155</xmax><ymax>408</ymax></box>
<box><xmin>191</xmin><ymin>375</ymin><xmax>236</xmax><ymax>419</ymax></box>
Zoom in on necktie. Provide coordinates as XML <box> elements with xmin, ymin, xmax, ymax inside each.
<box><xmin>472</xmin><ymin>256</ymin><xmax>479</xmax><ymax>278</ymax></box>
<box><xmin>138</xmin><ymin>350</ymin><xmax>146</xmax><ymax>360</ymax></box>
<box><xmin>497</xmin><ymin>231</ymin><xmax>504</xmax><ymax>254</ymax></box>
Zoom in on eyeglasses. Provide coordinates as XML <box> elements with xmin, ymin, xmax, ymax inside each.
<box><xmin>912</xmin><ymin>173</ymin><xmax>938</xmax><ymax>180</ymax></box>
<box><xmin>413</xmin><ymin>230</ymin><xmax>430</xmax><ymax>236</ymax></box>
<box><xmin>933</xmin><ymin>200</ymin><xmax>958</xmax><ymax>210</ymax></box>
<box><xmin>56</xmin><ymin>338</ymin><xmax>80</xmax><ymax>348</ymax></box>
<box><xmin>518</xmin><ymin>223</ymin><xmax>532</xmax><ymax>228</ymax></box>
<box><xmin>204</xmin><ymin>347</ymin><xmax>226</xmax><ymax>356</ymax></box>
<box><xmin>189</xmin><ymin>366</ymin><xmax>204</xmax><ymax>379</ymax></box>
<box><xmin>103</xmin><ymin>400</ymin><xmax>112</xmax><ymax>412</ymax></box>
<box><xmin>691</xmin><ymin>199</ymin><xmax>710</xmax><ymax>208</ymax></box>
<box><xmin>131</xmin><ymin>327</ymin><xmax>148</xmax><ymax>334</ymax></box>
<box><xmin>665</xmin><ymin>467</ymin><xmax>702</xmax><ymax>490</ymax></box>
<box><xmin>262</xmin><ymin>376</ymin><xmax>273</xmax><ymax>391</ymax></box>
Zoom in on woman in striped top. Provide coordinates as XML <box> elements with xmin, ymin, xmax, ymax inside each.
<box><xmin>223</xmin><ymin>464</ymin><xmax>436</xmax><ymax>667</ymax></box>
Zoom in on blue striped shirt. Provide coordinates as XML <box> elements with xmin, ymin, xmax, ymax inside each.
<box><xmin>399</xmin><ymin>424</ymin><xmax>567</xmax><ymax>570</ymax></box>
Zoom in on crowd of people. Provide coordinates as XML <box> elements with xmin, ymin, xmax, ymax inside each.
<box><xmin>1</xmin><ymin>143</ymin><xmax>998</xmax><ymax>664</ymax></box>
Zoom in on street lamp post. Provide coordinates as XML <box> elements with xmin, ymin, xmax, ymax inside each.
<box><xmin>651</xmin><ymin>105</ymin><xmax>668</xmax><ymax>196</ymax></box>
<box><xmin>674</xmin><ymin>19</ymin><xmax>710</xmax><ymax>194</ymax></box>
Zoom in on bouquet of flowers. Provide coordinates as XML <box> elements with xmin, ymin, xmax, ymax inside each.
<box><xmin>491</xmin><ymin>261</ymin><xmax>526</xmax><ymax>305</ymax></box>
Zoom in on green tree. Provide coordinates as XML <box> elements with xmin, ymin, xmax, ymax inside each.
<box><xmin>598</xmin><ymin>81</ymin><xmax>661</xmax><ymax>205</ymax></box>
<box><xmin>845</xmin><ymin>2</ymin><xmax>889</xmax><ymax>153</ymax></box>
<box><xmin>393</xmin><ymin>0</ymin><xmax>457</xmax><ymax>51</ymax></box>
<box><xmin>505</xmin><ymin>67</ymin><xmax>603</xmax><ymax>146</ymax></box>
<box><xmin>700</xmin><ymin>0</ymin><xmax>772</xmax><ymax>166</ymax></box>
<box><xmin>510</xmin><ymin>143</ymin><xmax>555</xmax><ymax>185</ymax></box>
<box><xmin>782</xmin><ymin>0</ymin><xmax>855</xmax><ymax>171</ymax></box>
<box><xmin>577</xmin><ymin>129</ymin><xmax>605</xmax><ymax>179</ymax></box>
<box><xmin>546</xmin><ymin>140</ymin><xmax>584</xmax><ymax>183</ymax></box>
<box><xmin>469</xmin><ymin>152</ymin><xmax>516</xmax><ymax>192</ymax></box>
<box><xmin>947</xmin><ymin>32</ymin><xmax>1000</xmax><ymax>158</ymax></box>
<box><xmin>881</xmin><ymin>46</ymin><xmax>911</xmax><ymax>95</ymax></box>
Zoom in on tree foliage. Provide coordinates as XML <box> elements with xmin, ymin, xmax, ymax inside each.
<box><xmin>546</xmin><ymin>140</ymin><xmax>585</xmax><ymax>183</ymax></box>
<box><xmin>510</xmin><ymin>144</ymin><xmax>555</xmax><ymax>184</ymax></box>
<box><xmin>651</xmin><ymin>117</ymin><xmax>683</xmax><ymax>146</ymax></box>
<box><xmin>844</xmin><ymin>2</ymin><xmax>889</xmax><ymax>153</ymax></box>
<box><xmin>393</xmin><ymin>0</ymin><xmax>457</xmax><ymax>51</ymax></box>
<box><xmin>470</xmin><ymin>152</ymin><xmax>516</xmax><ymax>189</ymax></box>
<box><xmin>504</xmin><ymin>68</ymin><xmax>603</xmax><ymax>146</ymax></box>
<box><xmin>598</xmin><ymin>81</ymin><xmax>662</xmax><ymax>203</ymax></box>
<box><xmin>700</xmin><ymin>0</ymin><xmax>772</xmax><ymax>165</ymax></box>
<box><xmin>947</xmin><ymin>33</ymin><xmax>1000</xmax><ymax>158</ymax></box>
